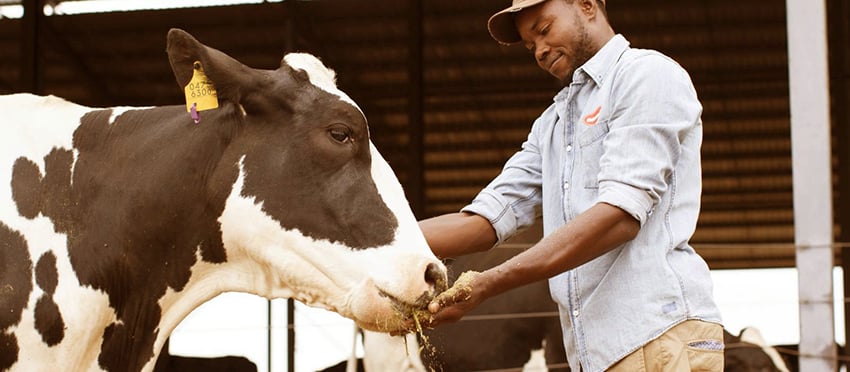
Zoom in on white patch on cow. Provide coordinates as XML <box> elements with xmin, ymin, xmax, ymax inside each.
<box><xmin>108</xmin><ymin>106</ymin><xmax>151</xmax><ymax>124</ymax></box>
<box><xmin>740</xmin><ymin>327</ymin><xmax>790</xmax><ymax>372</ymax></box>
<box><xmin>214</xmin><ymin>158</ymin><xmax>440</xmax><ymax>332</ymax></box>
<box><xmin>283</xmin><ymin>53</ymin><xmax>362</xmax><ymax>113</ymax></box>
<box><xmin>363</xmin><ymin>330</ymin><xmax>427</xmax><ymax>372</ymax></box>
<box><xmin>12</xmin><ymin>271</ymin><xmax>116</xmax><ymax>372</ymax></box>
<box><xmin>523</xmin><ymin>348</ymin><xmax>547</xmax><ymax>371</ymax></box>
<box><xmin>363</xmin><ymin>331</ymin><xmax>552</xmax><ymax>372</ymax></box>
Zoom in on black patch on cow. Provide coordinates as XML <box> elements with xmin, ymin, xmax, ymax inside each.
<box><xmin>36</xmin><ymin>252</ymin><xmax>58</xmax><ymax>293</ymax></box>
<box><xmin>68</xmin><ymin>106</ymin><xmax>236</xmax><ymax>371</ymax></box>
<box><xmin>0</xmin><ymin>333</ymin><xmax>19</xmax><ymax>371</ymax></box>
<box><xmin>238</xmin><ymin>67</ymin><xmax>397</xmax><ymax>249</ymax></box>
<box><xmin>0</xmin><ymin>222</ymin><xmax>33</xmax><ymax>369</ymax></box>
<box><xmin>34</xmin><ymin>252</ymin><xmax>65</xmax><ymax>346</ymax></box>
<box><xmin>34</xmin><ymin>297</ymin><xmax>64</xmax><ymax>346</ymax></box>
<box><xmin>12</xmin><ymin>149</ymin><xmax>76</xmax><ymax>231</ymax></box>
<box><xmin>11</xmin><ymin>157</ymin><xmax>42</xmax><ymax>219</ymax></box>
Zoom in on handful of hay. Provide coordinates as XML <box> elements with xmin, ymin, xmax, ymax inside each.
<box><xmin>394</xmin><ymin>270</ymin><xmax>481</xmax><ymax>363</ymax></box>
<box><xmin>396</xmin><ymin>270</ymin><xmax>481</xmax><ymax>333</ymax></box>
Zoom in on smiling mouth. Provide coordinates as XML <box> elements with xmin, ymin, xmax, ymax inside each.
<box><xmin>548</xmin><ymin>54</ymin><xmax>563</xmax><ymax>74</ymax></box>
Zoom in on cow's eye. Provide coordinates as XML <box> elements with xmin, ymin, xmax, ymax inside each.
<box><xmin>329</xmin><ymin>126</ymin><xmax>352</xmax><ymax>143</ymax></box>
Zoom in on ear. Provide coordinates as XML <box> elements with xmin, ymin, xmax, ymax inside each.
<box><xmin>166</xmin><ymin>28</ymin><xmax>258</xmax><ymax>104</ymax></box>
<box><xmin>578</xmin><ymin>0</ymin><xmax>597</xmax><ymax>16</ymax></box>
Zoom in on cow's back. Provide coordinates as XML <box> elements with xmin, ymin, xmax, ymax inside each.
<box><xmin>0</xmin><ymin>93</ymin><xmax>117</xmax><ymax>371</ymax></box>
<box><xmin>1</xmin><ymin>94</ymin><xmax>89</xmax><ymax>224</ymax></box>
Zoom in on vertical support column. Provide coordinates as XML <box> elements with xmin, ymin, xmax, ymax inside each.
<box><xmin>20</xmin><ymin>0</ymin><xmax>43</xmax><ymax>93</ymax></box>
<box><xmin>407</xmin><ymin>0</ymin><xmax>425</xmax><ymax>218</ymax></box>
<box><xmin>785</xmin><ymin>0</ymin><xmax>836</xmax><ymax>370</ymax></box>
<box><xmin>831</xmin><ymin>0</ymin><xmax>850</xmax><ymax>358</ymax></box>
<box><xmin>266</xmin><ymin>300</ymin><xmax>272</xmax><ymax>372</ymax></box>
<box><xmin>286</xmin><ymin>299</ymin><xmax>294</xmax><ymax>372</ymax></box>
<box><xmin>282</xmin><ymin>3</ymin><xmax>298</xmax><ymax>370</ymax></box>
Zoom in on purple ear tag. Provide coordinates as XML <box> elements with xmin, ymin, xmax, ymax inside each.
<box><xmin>190</xmin><ymin>102</ymin><xmax>200</xmax><ymax>124</ymax></box>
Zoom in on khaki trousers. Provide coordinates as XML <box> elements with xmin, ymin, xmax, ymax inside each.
<box><xmin>607</xmin><ymin>320</ymin><xmax>724</xmax><ymax>372</ymax></box>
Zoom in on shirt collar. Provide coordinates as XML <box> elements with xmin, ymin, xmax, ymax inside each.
<box><xmin>575</xmin><ymin>34</ymin><xmax>630</xmax><ymax>87</ymax></box>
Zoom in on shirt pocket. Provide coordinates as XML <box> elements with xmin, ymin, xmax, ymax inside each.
<box><xmin>578</xmin><ymin>120</ymin><xmax>610</xmax><ymax>189</ymax></box>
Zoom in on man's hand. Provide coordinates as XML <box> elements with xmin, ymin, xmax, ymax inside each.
<box><xmin>388</xmin><ymin>270</ymin><xmax>483</xmax><ymax>336</ymax></box>
<box><xmin>427</xmin><ymin>271</ymin><xmax>482</xmax><ymax>326</ymax></box>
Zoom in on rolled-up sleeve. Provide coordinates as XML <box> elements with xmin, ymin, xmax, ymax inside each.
<box><xmin>461</xmin><ymin>114</ymin><xmax>547</xmax><ymax>245</ymax></box>
<box><xmin>597</xmin><ymin>53</ymin><xmax>703</xmax><ymax>226</ymax></box>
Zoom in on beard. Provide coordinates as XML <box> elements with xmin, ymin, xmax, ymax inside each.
<box><xmin>559</xmin><ymin>15</ymin><xmax>595</xmax><ymax>86</ymax></box>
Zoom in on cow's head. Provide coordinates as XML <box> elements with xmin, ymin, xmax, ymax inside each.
<box><xmin>165</xmin><ymin>29</ymin><xmax>446</xmax><ymax>332</ymax></box>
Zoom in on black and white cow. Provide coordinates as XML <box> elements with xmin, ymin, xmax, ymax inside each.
<box><xmin>724</xmin><ymin>327</ymin><xmax>790</xmax><ymax>372</ymax></box>
<box><xmin>0</xmin><ymin>28</ymin><xmax>446</xmax><ymax>372</ymax></box>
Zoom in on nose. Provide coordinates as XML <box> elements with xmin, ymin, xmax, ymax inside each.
<box><xmin>424</xmin><ymin>262</ymin><xmax>448</xmax><ymax>293</ymax></box>
<box><xmin>535</xmin><ymin>43</ymin><xmax>549</xmax><ymax>64</ymax></box>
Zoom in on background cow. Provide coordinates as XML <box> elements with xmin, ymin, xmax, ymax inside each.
<box><xmin>724</xmin><ymin>327</ymin><xmax>790</xmax><ymax>372</ymax></box>
<box><xmin>153</xmin><ymin>340</ymin><xmax>256</xmax><ymax>372</ymax></box>
<box><xmin>0</xmin><ymin>28</ymin><xmax>446</xmax><ymax>372</ymax></box>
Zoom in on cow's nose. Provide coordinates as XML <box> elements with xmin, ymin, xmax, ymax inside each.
<box><xmin>424</xmin><ymin>262</ymin><xmax>448</xmax><ymax>293</ymax></box>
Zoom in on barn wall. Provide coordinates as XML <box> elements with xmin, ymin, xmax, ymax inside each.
<box><xmin>1</xmin><ymin>0</ymin><xmax>846</xmax><ymax>270</ymax></box>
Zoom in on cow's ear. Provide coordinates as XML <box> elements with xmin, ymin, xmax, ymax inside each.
<box><xmin>166</xmin><ymin>28</ymin><xmax>257</xmax><ymax>104</ymax></box>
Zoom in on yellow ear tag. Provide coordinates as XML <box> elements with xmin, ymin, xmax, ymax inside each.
<box><xmin>184</xmin><ymin>61</ymin><xmax>219</xmax><ymax>115</ymax></box>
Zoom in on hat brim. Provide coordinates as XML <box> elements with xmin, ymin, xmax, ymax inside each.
<box><xmin>487</xmin><ymin>0</ymin><xmax>549</xmax><ymax>45</ymax></box>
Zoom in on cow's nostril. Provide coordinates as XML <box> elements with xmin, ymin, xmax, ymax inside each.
<box><xmin>424</xmin><ymin>262</ymin><xmax>448</xmax><ymax>293</ymax></box>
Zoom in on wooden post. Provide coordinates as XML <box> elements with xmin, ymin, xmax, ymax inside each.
<box><xmin>785</xmin><ymin>0</ymin><xmax>836</xmax><ymax>370</ymax></box>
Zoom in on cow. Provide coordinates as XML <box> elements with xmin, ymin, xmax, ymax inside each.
<box><xmin>153</xmin><ymin>340</ymin><xmax>256</xmax><ymax>372</ymax></box>
<box><xmin>0</xmin><ymin>28</ymin><xmax>447</xmax><ymax>372</ymax></box>
<box><xmin>723</xmin><ymin>327</ymin><xmax>790</xmax><ymax>372</ymax></box>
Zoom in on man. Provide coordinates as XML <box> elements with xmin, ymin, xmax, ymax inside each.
<box><xmin>419</xmin><ymin>0</ymin><xmax>724</xmax><ymax>371</ymax></box>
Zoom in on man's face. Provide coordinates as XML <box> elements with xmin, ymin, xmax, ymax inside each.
<box><xmin>515</xmin><ymin>0</ymin><xmax>595</xmax><ymax>83</ymax></box>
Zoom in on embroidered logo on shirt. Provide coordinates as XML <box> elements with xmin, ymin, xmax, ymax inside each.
<box><xmin>582</xmin><ymin>105</ymin><xmax>602</xmax><ymax>126</ymax></box>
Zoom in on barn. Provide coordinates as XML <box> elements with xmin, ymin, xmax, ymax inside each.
<box><xmin>1</xmin><ymin>0</ymin><xmax>849</xmax><ymax>371</ymax></box>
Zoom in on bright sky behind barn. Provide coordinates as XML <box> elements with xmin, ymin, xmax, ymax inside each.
<box><xmin>0</xmin><ymin>0</ymin><xmax>284</xmax><ymax>18</ymax></box>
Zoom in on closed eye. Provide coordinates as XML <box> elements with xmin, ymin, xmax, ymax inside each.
<box><xmin>329</xmin><ymin>126</ymin><xmax>352</xmax><ymax>144</ymax></box>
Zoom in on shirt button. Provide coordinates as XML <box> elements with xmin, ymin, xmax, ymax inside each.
<box><xmin>563</xmin><ymin>182</ymin><xmax>570</xmax><ymax>190</ymax></box>
<box><xmin>572</xmin><ymin>310</ymin><xmax>579</xmax><ymax>317</ymax></box>
<box><xmin>566</xmin><ymin>145</ymin><xmax>573</xmax><ymax>152</ymax></box>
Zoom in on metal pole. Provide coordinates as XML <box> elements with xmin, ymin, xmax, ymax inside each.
<box><xmin>267</xmin><ymin>300</ymin><xmax>272</xmax><ymax>372</ymax></box>
<box><xmin>20</xmin><ymin>0</ymin><xmax>43</xmax><ymax>93</ymax></box>
<box><xmin>831</xmin><ymin>0</ymin><xmax>850</xmax><ymax>360</ymax></box>
<box><xmin>785</xmin><ymin>0</ymin><xmax>836</xmax><ymax>370</ymax></box>
<box><xmin>407</xmin><ymin>0</ymin><xmax>425</xmax><ymax>218</ymax></box>
<box><xmin>287</xmin><ymin>299</ymin><xmax>294</xmax><ymax>372</ymax></box>
<box><xmin>282</xmin><ymin>3</ymin><xmax>298</xmax><ymax>370</ymax></box>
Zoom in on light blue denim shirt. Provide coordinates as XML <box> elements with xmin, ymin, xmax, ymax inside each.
<box><xmin>462</xmin><ymin>35</ymin><xmax>723</xmax><ymax>371</ymax></box>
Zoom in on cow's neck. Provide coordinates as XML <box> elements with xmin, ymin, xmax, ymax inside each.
<box><xmin>65</xmin><ymin>103</ymin><xmax>244</xmax><ymax>372</ymax></box>
<box><xmin>149</xmin><ymin>163</ymin><xmax>371</xmax><ymax>352</ymax></box>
